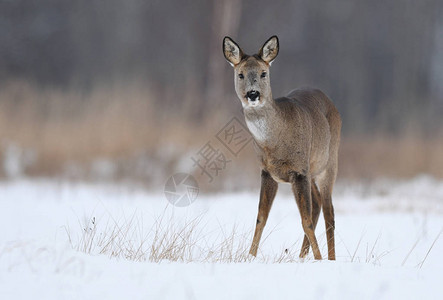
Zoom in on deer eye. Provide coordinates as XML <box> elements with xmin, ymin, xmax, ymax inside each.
<box><xmin>261</xmin><ymin>72</ymin><xmax>267</xmax><ymax>78</ymax></box>
<box><xmin>238</xmin><ymin>73</ymin><xmax>244</xmax><ymax>79</ymax></box>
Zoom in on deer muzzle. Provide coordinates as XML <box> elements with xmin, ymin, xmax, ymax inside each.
<box><xmin>246</xmin><ymin>90</ymin><xmax>260</xmax><ymax>102</ymax></box>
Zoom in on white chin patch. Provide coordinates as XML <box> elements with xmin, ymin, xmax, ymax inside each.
<box><xmin>247</xmin><ymin>97</ymin><xmax>260</xmax><ymax>106</ymax></box>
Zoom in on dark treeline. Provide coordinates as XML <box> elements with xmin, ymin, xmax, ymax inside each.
<box><xmin>1</xmin><ymin>0</ymin><xmax>442</xmax><ymax>135</ymax></box>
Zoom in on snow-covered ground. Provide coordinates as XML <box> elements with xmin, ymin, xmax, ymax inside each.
<box><xmin>1</xmin><ymin>177</ymin><xmax>442</xmax><ymax>299</ymax></box>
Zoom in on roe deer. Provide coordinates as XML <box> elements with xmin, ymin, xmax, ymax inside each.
<box><xmin>223</xmin><ymin>36</ymin><xmax>341</xmax><ymax>260</ymax></box>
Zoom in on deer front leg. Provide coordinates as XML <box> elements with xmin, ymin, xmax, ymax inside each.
<box><xmin>290</xmin><ymin>172</ymin><xmax>322</xmax><ymax>260</ymax></box>
<box><xmin>249</xmin><ymin>170</ymin><xmax>278</xmax><ymax>257</ymax></box>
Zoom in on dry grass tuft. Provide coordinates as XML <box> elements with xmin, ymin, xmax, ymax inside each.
<box><xmin>67</xmin><ymin>210</ymin><xmax>441</xmax><ymax>266</ymax></box>
<box><xmin>66</xmin><ymin>210</ymin><xmax>305</xmax><ymax>263</ymax></box>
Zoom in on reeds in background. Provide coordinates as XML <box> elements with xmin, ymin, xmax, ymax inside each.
<box><xmin>0</xmin><ymin>81</ymin><xmax>442</xmax><ymax>190</ymax></box>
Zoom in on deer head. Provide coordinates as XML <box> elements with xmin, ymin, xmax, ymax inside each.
<box><xmin>223</xmin><ymin>36</ymin><xmax>279</xmax><ymax>108</ymax></box>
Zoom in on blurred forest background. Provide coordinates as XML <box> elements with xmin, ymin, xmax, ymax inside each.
<box><xmin>0</xmin><ymin>0</ymin><xmax>442</xmax><ymax>190</ymax></box>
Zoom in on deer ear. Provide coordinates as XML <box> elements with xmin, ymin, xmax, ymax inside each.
<box><xmin>258</xmin><ymin>36</ymin><xmax>279</xmax><ymax>65</ymax></box>
<box><xmin>223</xmin><ymin>37</ymin><xmax>244</xmax><ymax>67</ymax></box>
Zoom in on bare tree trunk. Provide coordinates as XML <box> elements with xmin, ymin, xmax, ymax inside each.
<box><xmin>197</xmin><ymin>0</ymin><xmax>242</xmax><ymax>120</ymax></box>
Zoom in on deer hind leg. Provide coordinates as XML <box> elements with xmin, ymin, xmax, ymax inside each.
<box><xmin>299</xmin><ymin>180</ymin><xmax>322</xmax><ymax>258</ymax></box>
<box><xmin>322</xmin><ymin>191</ymin><xmax>335</xmax><ymax>260</ymax></box>
<box><xmin>317</xmin><ymin>168</ymin><xmax>337</xmax><ymax>260</ymax></box>
<box><xmin>249</xmin><ymin>170</ymin><xmax>278</xmax><ymax>257</ymax></box>
<box><xmin>290</xmin><ymin>172</ymin><xmax>322</xmax><ymax>260</ymax></box>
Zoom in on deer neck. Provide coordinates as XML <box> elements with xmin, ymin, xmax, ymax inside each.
<box><xmin>243</xmin><ymin>95</ymin><xmax>279</xmax><ymax>145</ymax></box>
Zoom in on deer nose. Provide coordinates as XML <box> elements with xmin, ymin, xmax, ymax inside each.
<box><xmin>246</xmin><ymin>90</ymin><xmax>260</xmax><ymax>101</ymax></box>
